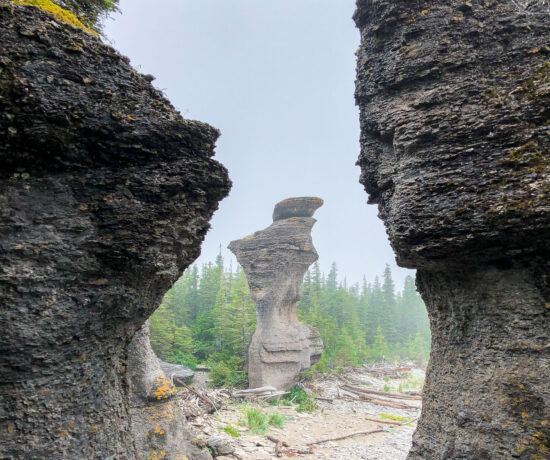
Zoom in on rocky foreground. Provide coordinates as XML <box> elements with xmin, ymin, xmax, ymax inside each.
<box><xmin>184</xmin><ymin>365</ymin><xmax>424</xmax><ymax>460</ymax></box>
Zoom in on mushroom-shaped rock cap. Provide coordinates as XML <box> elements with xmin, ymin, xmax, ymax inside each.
<box><xmin>272</xmin><ymin>197</ymin><xmax>324</xmax><ymax>222</ymax></box>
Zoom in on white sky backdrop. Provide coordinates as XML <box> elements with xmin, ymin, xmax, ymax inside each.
<box><xmin>103</xmin><ymin>0</ymin><xmax>415</xmax><ymax>288</ymax></box>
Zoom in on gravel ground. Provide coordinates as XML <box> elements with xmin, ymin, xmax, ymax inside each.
<box><xmin>192</xmin><ymin>365</ymin><xmax>425</xmax><ymax>460</ymax></box>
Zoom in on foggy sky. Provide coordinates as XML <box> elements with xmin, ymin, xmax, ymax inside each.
<box><xmin>103</xmin><ymin>0</ymin><xmax>415</xmax><ymax>289</ymax></box>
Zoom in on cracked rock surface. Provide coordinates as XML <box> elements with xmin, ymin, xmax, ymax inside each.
<box><xmin>0</xmin><ymin>4</ymin><xmax>230</xmax><ymax>458</ymax></box>
<box><xmin>354</xmin><ymin>1</ymin><xmax>550</xmax><ymax>458</ymax></box>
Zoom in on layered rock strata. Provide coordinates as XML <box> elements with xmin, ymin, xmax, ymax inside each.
<box><xmin>229</xmin><ymin>197</ymin><xmax>324</xmax><ymax>390</ymax></box>
<box><xmin>354</xmin><ymin>1</ymin><xmax>550</xmax><ymax>458</ymax></box>
<box><xmin>0</xmin><ymin>4</ymin><xmax>230</xmax><ymax>458</ymax></box>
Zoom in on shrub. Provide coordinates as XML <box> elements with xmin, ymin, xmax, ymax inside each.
<box><xmin>169</xmin><ymin>352</ymin><xmax>197</xmax><ymax>370</ymax></box>
<box><xmin>207</xmin><ymin>356</ymin><xmax>246</xmax><ymax>388</ymax></box>
<box><xmin>245</xmin><ymin>409</ymin><xmax>268</xmax><ymax>435</ymax></box>
<box><xmin>281</xmin><ymin>386</ymin><xmax>318</xmax><ymax>413</ymax></box>
<box><xmin>57</xmin><ymin>0</ymin><xmax>118</xmax><ymax>28</ymax></box>
<box><xmin>268</xmin><ymin>413</ymin><xmax>286</xmax><ymax>428</ymax></box>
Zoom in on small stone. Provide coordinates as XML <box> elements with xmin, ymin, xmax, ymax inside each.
<box><xmin>159</xmin><ymin>360</ymin><xmax>194</xmax><ymax>384</ymax></box>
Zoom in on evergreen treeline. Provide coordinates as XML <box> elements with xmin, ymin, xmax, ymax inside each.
<box><xmin>150</xmin><ymin>255</ymin><xmax>430</xmax><ymax>386</ymax></box>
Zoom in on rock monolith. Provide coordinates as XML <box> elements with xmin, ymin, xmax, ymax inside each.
<box><xmin>229</xmin><ymin>197</ymin><xmax>324</xmax><ymax>390</ymax></box>
<box><xmin>354</xmin><ymin>1</ymin><xmax>550</xmax><ymax>458</ymax></box>
<box><xmin>0</xmin><ymin>4</ymin><xmax>230</xmax><ymax>458</ymax></box>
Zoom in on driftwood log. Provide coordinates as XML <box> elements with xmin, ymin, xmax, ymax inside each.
<box><xmin>341</xmin><ymin>384</ymin><xmax>422</xmax><ymax>401</ymax></box>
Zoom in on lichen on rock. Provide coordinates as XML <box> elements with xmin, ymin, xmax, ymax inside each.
<box><xmin>354</xmin><ymin>0</ymin><xmax>550</xmax><ymax>458</ymax></box>
<box><xmin>0</xmin><ymin>4</ymin><xmax>230</xmax><ymax>458</ymax></box>
<box><xmin>128</xmin><ymin>323</ymin><xmax>211</xmax><ymax>459</ymax></box>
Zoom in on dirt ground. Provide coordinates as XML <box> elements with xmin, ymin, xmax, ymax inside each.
<box><xmin>189</xmin><ymin>365</ymin><xmax>425</xmax><ymax>460</ymax></box>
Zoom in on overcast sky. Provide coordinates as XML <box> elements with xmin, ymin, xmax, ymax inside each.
<box><xmin>104</xmin><ymin>0</ymin><xmax>415</xmax><ymax>289</ymax></box>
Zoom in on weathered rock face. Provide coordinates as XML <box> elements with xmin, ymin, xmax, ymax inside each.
<box><xmin>354</xmin><ymin>1</ymin><xmax>549</xmax><ymax>458</ymax></box>
<box><xmin>229</xmin><ymin>197</ymin><xmax>324</xmax><ymax>390</ymax></box>
<box><xmin>159</xmin><ymin>359</ymin><xmax>194</xmax><ymax>385</ymax></box>
<box><xmin>0</xmin><ymin>4</ymin><xmax>230</xmax><ymax>459</ymax></box>
<box><xmin>128</xmin><ymin>322</ymin><xmax>211</xmax><ymax>459</ymax></box>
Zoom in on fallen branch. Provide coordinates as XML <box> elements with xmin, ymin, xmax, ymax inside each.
<box><xmin>267</xmin><ymin>435</ymin><xmax>289</xmax><ymax>447</ymax></box>
<box><xmin>314</xmin><ymin>396</ymin><xmax>333</xmax><ymax>403</ymax></box>
<box><xmin>260</xmin><ymin>391</ymin><xmax>288</xmax><ymax>402</ymax></box>
<box><xmin>175</xmin><ymin>378</ymin><xmax>218</xmax><ymax>411</ymax></box>
<box><xmin>340</xmin><ymin>386</ymin><xmax>418</xmax><ymax>409</ymax></box>
<box><xmin>307</xmin><ymin>429</ymin><xmax>383</xmax><ymax>445</ymax></box>
<box><xmin>360</xmin><ymin>395</ymin><xmax>416</xmax><ymax>410</ymax></box>
<box><xmin>234</xmin><ymin>386</ymin><xmax>277</xmax><ymax>395</ymax></box>
<box><xmin>341</xmin><ymin>384</ymin><xmax>422</xmax><ymax>401</ymax></box>
<box><xmin>282</xmin><ymin>447</ymin><xmax>314</xmax><ymax>455</ymax></box>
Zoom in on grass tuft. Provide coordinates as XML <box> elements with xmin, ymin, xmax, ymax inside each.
<box><xmin>281</xmin><ymin>386</ymin><xmax>318</xmax><ymax>413</ymax></box>
<box><xmin>222</xmin><ymin>425</ymin><xmax>241</xmax><ymax>438</ymax></box>
<box><xmin>245</xmin><ymin>408</ymin><xmax>269</xmax><ymax>435</ymax></box>
<box><xmin>268</xmin><ymin>412</ymin><xmax>286</xmax><ymax>428</ymax></box>
<box><xmin>379</xmin><ymin>413</ymin><xmax>410</xmax><ymax>423</ymax></box>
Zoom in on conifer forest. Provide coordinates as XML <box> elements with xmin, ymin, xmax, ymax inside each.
<box><xmin>150</xmin><ymin>254</ymin><xmax>430</xmax><ymax>387</ymax></box>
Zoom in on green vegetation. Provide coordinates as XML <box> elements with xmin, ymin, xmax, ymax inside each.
<box><xmin>207</xmin><ymin>357</ymin><xmax>246</xmax><ymax>388</ymax></box>
<box><xmin>268</xmin><ymin>413</ymin><xmax>286</xmax><ymax>428</ymax></box>
<box><xmin>379</xmin><ymin>413</ymin><xmax>410</xmax><ymax>423</ymax></box>
<box><xmin>398</xmin><ymin>374</ymin><xmax>424</xmax><ymax>392</ymax></box>
<box><xmin>241</xmin><ymin>409</ymin><xmax>286</xmax><ymax>434</ymax></box>
<box><xmin>150</xmin><ymin>254</ymin><xmax>431</xmax><ymax>387</ymax></box>
<box><xmin>13</xmin><ymin>0</ymin><xmax>97</xmax><ymax>34</ymax></box>
<box><xmin>280</xmin><ymin>386</ymin><xmax>318</xmax><ymax>413</ymax></box>
<box><xmin>57</xmin><ymin>0</ymin><xmax>118</xmax><ymax>28</ymax></box>
<box><xmin>14</xmin><ymin>0</ymin><xmax>119</xmax><ymax>29</ymax></box>
<box><xmin>222</xmin><ymin>425</ymin><xmax>241</xmax><ymax>438</ymax></box>
<box><xmin>245</xmin><ymin>409</ymin><xmax>269</xmax><ymax>434</ymax></box>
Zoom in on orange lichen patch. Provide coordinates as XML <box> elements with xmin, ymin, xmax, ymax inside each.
<box><xmin>13</xmin><ymin>0</ymin><xmax>97</xmax><ymax>35</ymax></box>
<box><xmin>147</xmin><ymin>450</ymin><xmax>166</xmax><ymax>460</ymax></box>
<box><xmin>89</xmin><ymin>279</ymin><xmax>108</xmax><ymax>286</ymax></box>
<box><xmin>152</xmin><ymin>423</ymin><xmax>165</xmax><ymax>436</ymax></box>
<box><xmin>152</xmin><ymin>377</ymin><xmax>176</xmax><ymax>401</ymax></box>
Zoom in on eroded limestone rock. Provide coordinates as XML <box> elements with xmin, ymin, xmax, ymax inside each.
<box><xmin>128</xmin><ymin>322</ymin><xmax>211</xmax><ymax>459</ymax></box>
<box><xmin>229</xmin><ymin>197</ymin><xmax>324</xmax><ymax>390</ymax></box>
<box><xmin>354</xmin><ymin>1</ymin><xmax>550</xmax><ymax>458</ymax></box>
<box><xmin>0</xmin><ymin>4</ymin><xmax>230</xmax><ymax>458</ymax></box>
<box><xmin>159</xmin><ymin>359</ymin><xmax>194</xmax><ymax>385</ymax></box>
